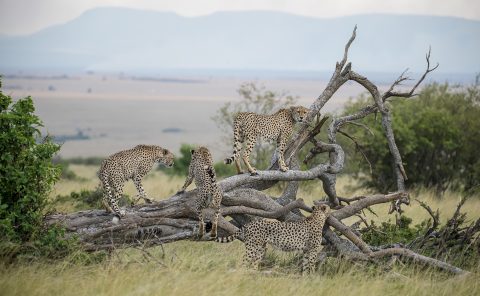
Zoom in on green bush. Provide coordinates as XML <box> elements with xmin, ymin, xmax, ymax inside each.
<box><xmin>341</xmin><ymin>80</ymin><xmax>480</xmax><ymax>193</ymax></box>
<box><xmin>0</xmin><ymin>79</ymin><xmax>84</xmax><ymax>262</ymax></box>
<box><xmin>360</xmin><ymin>208</ymin><xmax>480</xmax><ymax>269</ymax></box>
<box><xmin>0</xmin><ymin>80</ymin><xmax>61</xmax><ymax>242</ymax></box>
<box><xmin>213</xmin><ymin>161</ymin><xmax>237</xmax><ymax>177</ymax></box>
<box><xmin>361</xmin><ymin>216</ymin><xmax>429</xmax><ymax>246</ymax></box>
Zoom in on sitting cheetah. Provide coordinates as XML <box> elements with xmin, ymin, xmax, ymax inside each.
<box><xmin>99</xmin><ymin>145</ymin><xmax>174</xmax><ymax>219</ymax></box>
<box><xmin>177</xmin><ymin>146</ymin><xmax>223</xmax><ymax>238</ymax></box>
<box><xmin>224</xmin><ymin>106</ymin><xmax>309</xmax><ymax>175</ymax></box>
<box><xmin>217</xmin><ymin>204</ymin><xmax>330</xmax><ymax>275</ymax></box>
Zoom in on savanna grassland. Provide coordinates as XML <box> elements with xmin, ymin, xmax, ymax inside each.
<box><xmin>1</xmin><ymin>164</ymin><xmax>479</xmax><ymax>296</ymax></box>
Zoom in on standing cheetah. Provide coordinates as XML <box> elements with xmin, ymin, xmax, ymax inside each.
<box><xmin>217</xmin><ymin>204</ymin><xmax>330</xmax><ymax>275</ymax></box>
<box><xmin>99</xmin><ymin>145</ymin><xmax>174</xmax><ymax>218</ymax></box>
<box><xmin>224</xmin><ymin>106</ymin><xmax>309</xmax><ymax>175</ymax></box>
<box><xmin>177</xmin><ymin>146</ymin><xmax>223</xmax><ymax>239</ymax></box>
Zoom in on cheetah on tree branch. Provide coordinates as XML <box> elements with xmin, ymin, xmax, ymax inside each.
<box><xmin>99</xmin><ymin>145</ymin><xmax>174</xmax><ymax>220</ymax></box>
<box><xmin>224</xmin><ymin>106</ymin><xmax>309</xmax><ymax>175</ymax></box>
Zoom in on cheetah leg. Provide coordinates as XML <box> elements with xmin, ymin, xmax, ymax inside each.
<box><xmin>234</xmin><ymin>157</ymin><xmax>244</xmax><ymax>175</ymax></box>
<box><xmin>276</xmin><ymin>135</ymin><xmax>289</xmax><ymax>172</ymax></box>
<box><xmin>101</xmin><ymin>175</ymin><xmax>114</xmax><ymax>213</ymax></box>
<box><xmin>111</xmin><ymin>182</ymin><xmax>125</xmax><ymax>217</ymax></box>
<box><xmin>210</xmin><ymin>211</ymin><xmax>220</xmax><ymax>238</ymax></box>
<box><xmin>102</xmin><ymin>196</ymin><xmax>114</xmax><ymax>214</ymax></box>
<box><xmin>244</xmin><ymin>242</ymin><xmax>266</xmax><ymax>270</ymax></box>
<box><xmin>302</xmin><ymin>246</ymin><xmax>321</xmax><ymax>276</ymax></box>
<box><xmin>242</xmin><ymin>137</ymin><xmax>258</xmax><ymax>175</ymax></box>
<box><xmin>133</xmin><ymin>175</ymin><xmax>152</xmax><ymax>203</ymax></box>
<box><xmin>195</xmin><ymin>203</ymin><xmax>207</xmax><ymax>239</ymax></box>
<box><xmin>198</xmin><ymin>211</ymin><xmax>206</xmax><ymax>239</ymax></box>
<box><xmin>209</xmin><ymin>194</ymin><xmax>222</xmax><ymax>238</ymax></box>
<box><xmin>233</xmin><ymin>137</ymin><xmax>245</xmax><ymax>174</ymax></box>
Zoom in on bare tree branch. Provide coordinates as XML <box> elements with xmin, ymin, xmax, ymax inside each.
<box><xmin>383</xmin><ymin>47</ymin><xmax>439</xmax><ymax>100</ymax></box>
<box><xmin>415</xmin><ymin>199</ymin><xmax>440</xmax><ymax>236</ymax></box>
<box><xmin>370</xmin><ymin>248</ymin><xmax>468</xmax><ymax>275</ymax></box>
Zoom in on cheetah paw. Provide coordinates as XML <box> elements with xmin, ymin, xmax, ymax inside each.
<box><xmin>280</xmin><ymin>166</ymin><xmax>289</xmax><ymax>172</ymax></box>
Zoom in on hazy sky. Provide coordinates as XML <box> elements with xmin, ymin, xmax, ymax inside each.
<box><xmin>1</xmin><ymin>0</ymin><xmax>479</xmax><ymax>35</ymax></box>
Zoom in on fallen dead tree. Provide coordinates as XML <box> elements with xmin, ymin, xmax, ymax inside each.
<box><xmin>46</xmin><ymin>27</ymin><xmax>469</xmax><ymax>275</ymax></box>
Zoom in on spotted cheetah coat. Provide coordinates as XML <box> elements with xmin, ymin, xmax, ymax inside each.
<box><xmin>217</xmin><ymin>204</ymin><xmax>330</xmax><ymax>275</ymax></box>
<box><xmin>178</xmin><ymin>146</ymin><xmax>223</xmax><ymax>238</ymax></box>
<box><xmin>99</xmin><ymin>144</ymin><xmax>174</xmax><ymax>218</ymax></box>
<box><xmin>224</xmin><ymin>106</ymin><xmax>309</xmax><ymax>175</ymax></box>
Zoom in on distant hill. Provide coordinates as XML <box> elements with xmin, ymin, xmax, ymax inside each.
<box><xmin>0</xmin><ymin>7</ymin><xmax>479</xmax><ymax>76</ymax></box>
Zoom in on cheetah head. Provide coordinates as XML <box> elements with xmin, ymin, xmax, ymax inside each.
<box><xmin>290</xmin><ymin>106</ymin><xmax>309</xmax><ymax>123</ymax></box>
<box><xmin>311</xmin><ymin>203</ymin><xmax>331</xmax><ymax>217</ymax></box>
<box><xmin>158</xmin><ymin>148</ymin><xmax>174</xmax><ymax>168</ymax></box>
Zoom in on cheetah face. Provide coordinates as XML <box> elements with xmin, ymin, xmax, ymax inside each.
<box><xmin>290</xmin><ymin>106</ymin><xmax>309</xmax><ymax>123</ymax></box>
<box><xmin>311</xmin><ymin>203</ymin><xmax>331</xmax><ymax>216</ymax></box>
<box><xmin>160</xmin><ymin>151</ymin><xmax>175</xmax><ymax>167</ymax></box>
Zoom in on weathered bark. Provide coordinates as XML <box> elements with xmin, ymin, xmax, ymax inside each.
<box><xmin>46</xmin><ymin>27</ymin><xmax>469</xmax><ymax>275</ymax></box>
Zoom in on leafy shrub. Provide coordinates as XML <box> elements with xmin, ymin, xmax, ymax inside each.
<box><xmin>213</xmin><ymin>161</ymin><xmax>237</xmax><ymax>177</ymax></box>
<box><xmin>0</xmin><ymin>80</ymin><xmax>90</xmax><ymax>262</ymax></box>
<box><xmin>341</xmin><ymin>80</ymin><xmax>480</xmax><ymax>193</ymax></box>
<box><xmin>0</xmin><ymin>80</ymin><xmax>61</xmax><ymax>242</ymax></box>
<box><xmin>360</xmin><ymin>202</ymin><xmax>480</xmax><ymax>269</ymax></box>
<box><xmin>361</xmin><ymin>216</ymin><xmax>429</xmax><ymax>246</ymax></box>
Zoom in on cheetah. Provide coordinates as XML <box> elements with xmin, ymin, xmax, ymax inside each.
<box><xmin>217</xmin><ymin>204</ymin><xmax>330</xmax><ymax>275</ymax></box>
<box><xmin>177</xmin><ymin>146</ymin><xmax>223</xmax><ymax>239</ymax></box>
<box><xmin>99</xmin><ymin>145</ymin><xmax>174</xmax><ymax>219</ymax></box>
<box><xmin>224</xmin><ymin>106</ymin><xmax>309</xmax><ymax>175</ymax></box>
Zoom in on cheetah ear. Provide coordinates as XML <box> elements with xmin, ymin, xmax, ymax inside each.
<box><xmin>311</xmin><ymin>205</ymin><xmax>316</xmax><ymax>211</ymax></box>
<box><xmin>190</xmin><ymin>149</ymin><xmax>195</xmax><ymax>155</ymax></box>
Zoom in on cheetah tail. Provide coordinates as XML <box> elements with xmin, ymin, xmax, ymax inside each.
<box><xmin>215</xmin><ymin>235</ymin><xmax>236</xmax><ymax>243</ymax></box>
<box><xmin>224</xmin><ymin>138</ymin><xmax>241</xmax><ymax>165</ymax></box>
<box><xmin>206</xmin><ymin>166</ymin><xmax>216</xmax><ymax>180</ymax></box>
<box><xmin>224</xmin><ymin>156</ymin><xmax>235</xmax><ymax>164</ymax></box>
<box><xmin>215</xmin><ymin>228</ymin><xmax>243</xmax><ymax>243</ymax></box>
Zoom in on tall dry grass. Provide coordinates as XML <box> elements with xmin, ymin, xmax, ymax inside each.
<box><xmin>1</xmin><ymin>240</ymin><xmax>479</xmax><ymax>296</ymax></box>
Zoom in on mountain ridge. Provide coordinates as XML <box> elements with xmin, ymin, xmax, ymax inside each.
<box><xmin>1</xmin><ymin>7</ymin><xmax>479</xmax><ymax>75</ymax></box>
